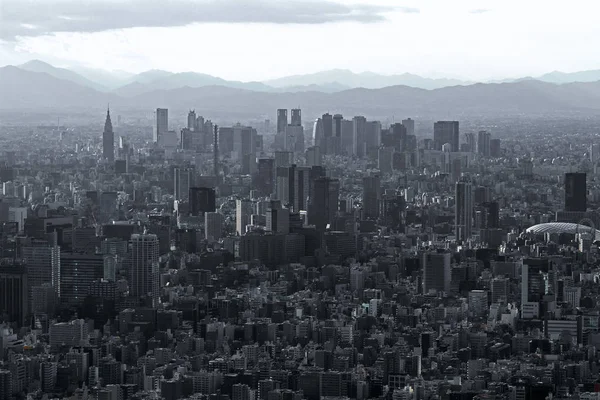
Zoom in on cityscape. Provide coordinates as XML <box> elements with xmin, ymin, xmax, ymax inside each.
<box><xmin>2</xmin><ymin>1</ymin><xmax>600</xmax><ymax>400</ymax></box>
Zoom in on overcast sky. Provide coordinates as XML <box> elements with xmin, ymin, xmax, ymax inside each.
<box><xmin>0</xmin><ymin>0</ymin><xmax>599</xmax><ymax>81</ymax></box>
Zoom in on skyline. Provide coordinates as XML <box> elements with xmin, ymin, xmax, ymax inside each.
<box><xmin>0</xmin><ymin>0</ymin><xmax>599</xmax><ymax>81</ymax></box>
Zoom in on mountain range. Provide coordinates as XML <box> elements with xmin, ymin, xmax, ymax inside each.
<box><xmin>1</xmin><ymin>61</ymin><xmax>600</xmax><ymax>117</ymax></box>
<box><xmin>10</xmin><ymin>60</ymin><xmax>600</xmax><ymax>95</ymax></box>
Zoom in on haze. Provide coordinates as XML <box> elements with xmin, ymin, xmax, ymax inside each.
<box><xmin>1</xmin><ymin>0</ymin><xmax>599</xmax><ymax>82</ymax></box>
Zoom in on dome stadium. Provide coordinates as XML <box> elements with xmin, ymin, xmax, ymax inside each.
<box><xmin>525</xmin><ymin>222</ymin><xmax>600</xmax><ymax>237</ymax></box>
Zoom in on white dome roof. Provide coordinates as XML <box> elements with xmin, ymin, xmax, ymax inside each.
<box><xmin>525</xmin><ymin>222</ymin><xmax>600</xmax><ymax>236</ymax></box>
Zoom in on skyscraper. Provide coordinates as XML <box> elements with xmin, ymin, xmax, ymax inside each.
<box><xmin>422</xmin><ymin>251</ymin><xmax>451</xmax><ymax>294</ymax></box>
<box><xmin>102</xmin><ymin>107</ymin><xmax>114</xmax><ymax>162</ymax></box>
<box><xmin>205</xmin><ymin>212</ymin><xmax>224</xmax><ymax>243</ymax></box>
<box><xmin>236</xmin><ymin>199</ymin><xmax>252</xmax><ymax>235</ymax></box>
<box><xmin>130</xmin><ymin>233</ymin><xmax>160</xmax><ymax>305</ymax></box>
<box><xmin>60</xmin><ymin>253</ymin><xmax>104</xmax><ymax>307</ymax></box>
<box><xmin>23</xmin><ymin>244</ymin><xmax>61</xmax><ymax>310</ymax></box>
<box><xmin>434</xmin><ymin>121</ymin><xmax>459</xmax><ymax>152</ymax></box>
<box><xmin>362</xmin><ymin>174</ymin><xmax>381</xmax><ymax>219</ymax></box>
<box><xmin>402</xmin><ymin>118</ymin><xmax>415</xmax><ymax>136</ymax></box>
<box><xmin>455</xmin><ymin>181</ymin><xmax>473</xmax><ymax>241</ymax></box>
<box><xmin>352</xmin><ymin>116</ymin><xmax>367</xmax><ymax>157</ymax></box>
<box><xmin>189</xmin><ymin>187</ymin><xmax>216</xmax><ymax>215</ymax></box>
<box><xmin>477</xmin><ymin>130</ymin><xmax>491</xmax><ymax>157</ymax></box>
<box><xmin>277</xmin><ymin>109</ymin><xmax>288</xmax><ymax>135</ymax></box>
<box><xmin>174</xmin><ymin>167</ymin><xmax>193</xmax><ymax>201</ymax></box>
<box><xmin>187</xmin><ymin>110</ymin><xmax>196</xmax><ymax>131</ymax></box>
<box><xmin>0</xmin><ymin>262</ymin><xmax>27</xmax><ymax>326</ymax></box>
<box><xmin>291</xmin><ymin>108</ymin><xmax>302</xmax><ymax>126</ymax></box>
<box><xmin>565</xmin><ymin>172</ymin><xmax>587</xmax><ymax>212</ymax></box>
<box><xmin>154</xmin><ymin>108</ymin><xmax>168</xmax><ymax>143</ymax></box>
<box><xmin>308</xmin><ymin>177</ymin><xmax>340</xmax><ymax>231</ymax></box>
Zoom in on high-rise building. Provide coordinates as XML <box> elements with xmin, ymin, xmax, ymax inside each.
<box><xmin>591</xmin><ymin>144</ymin><xmax>600</xmax><ymax>163</ymax></box>
<box><xmin>284</xmin><ymin>125</ymin><xmax>304</xmax><ymax>153</ymax></box>
<box><xmin>189</xmin><ymin>187</ymin><xmax>216</xmax><ymax>215</ymax></box>
<box><xmin>60</xmin><ymin>253</ymin><xmax>104</xmax><ymax>307</ymax></box>
<box><xmin>290</xmin><ymin>109</ymin><xmax>302</xmax><ymax>126</ymax></box>
<box><xmin>205</xmin><ymin>212</ymin><xmax>224</xmax><ymax>243</ymax></box>
<box><xmin>455</xmin><ymin>181</ymin><xmax>473</xmax><ymax>241</ymax></box>
<box><xmin>402</xmin><ymin>118</ymin><xmax>415</xmax><ymax>136</ymax></box>
<box><xmin>0</xmin><ymin>262</ymin><xmax>27</xmax><ymax>326</ymax></box>
<box><xmin>434</xmin><ymin>121</ymin><xmax>459</xmax><ymax>152</ymax></box>
<box><xmin>490</xmin><ymin>138</ymin><xmax>501</xmax><ymax>157</ymax></box>
<box><xmin>352</xmin><ymin>116</ymin><xmax>367</xmax><ymax>158</ymax></box>
<box><xmin>276</xmin><ymin>165</ymin><xmax>310</xmax><ymax>212</ymax></box>
<box><xmin>102</xmin><ymin>107</ymin><xmax>114</xmax><ymax>162</ymax></box>
<box><xmin>174</xmin><ymin>167</ymin><xmax>193</xmax><ymax>201</ymax></box>
<box><xmin>362</xmin><ymin>174</ymin><xmax>381</xmax><ymax>219</ymax></box>
<box><xmin>23</xmin><ymin>245</ymin><xmax>61</xmax><ymax>309</ymax></box>
<box><xmin>255</xmin><ymin>158</ymin><xmax>275</xmax><ymax>197</ymax></box>
<box><xmin>266</xmin><ymin>203</ymin><xmax>290</xmax><ymax>234</ymax></box>
<box><xmin>468</xmin><ymin>290</ymin><xmax>488</xmax><ymax>317</ymax></box>
<box><xmin>465</xmin><ymin>132</ymin><xmax>476</xmax><ymax>153</ymax></box>
<box><xmin>130</xmin><ymin>234</ymin><xmax>160</xmax><ymax>305</ymax></box>
<box><xmin>422</xmin><ymin>251</ymin><xmax>451</xmax><ymax>294</ymax></box>
<box><xmin>365</xmin><ymin>121</ymin><xmax>382</xmax><ymax>150</ymax></box>
<box><xmin>305</xmin><ymin>146</ymin><xmax>322</xmax><ymax>167</ymax></box>
<box><xmin>276</xmin><ymin>109</ymin><xmax>288</xmax><ymax>135</ymax></box>
<box><xmin>491</xmin><ymin>277</ymin><xmax>509</xmax><ymax>303</ymax></box>
<box><xmin>308</xmin><ymin>177</ymin><xmax>339</xmax><ymax>231</ymax></box>
<box><xmin>236</xmin><ymin>199</ymin><xmax>252</xmax><ymax>235</ymax></box>
<box><xmin>565</xmin><ymin>172</ymin><xmax>586</xmax><ymax>212</ymax></box>
<box><xmin>477</xmin><ymin>130</ymin><xmax>491</xmax><ymax>157</ymax></box>
<box><xmin>154</xmin><ymin>108</ymin><xmax>168</xmax><ymax>143</ymax></box>
<box><xmin>187</xmin><ymin>110</ymin><xmax>196</xmax><ymax>131</ymax></box>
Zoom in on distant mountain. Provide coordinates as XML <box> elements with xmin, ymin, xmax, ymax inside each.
<box><xmin>0</xmin><ymin>66</ymin><xmax>115</xmax><ymax>109</ymax></box>
<box><xmin>123</xmin><ymin>69</ymin><xmax>174</xmax><ymax>85</ymax></box>
<box><xmin>264</xmin><ymin>69</ymin><xmax>472</xmax><ymax>90</ymax></box>
<box><xmin>537</xmin><ymin>70</ymin><xmax>600</xmax><ymax>84</ymax></box>
<box><xmin>70</xmin><ymin>66</ymin><xmax>134</xmax><ymax>90</ymax></box>
<box><xmin>18</xmin><ymin>60</ymin><xmax>108</xmax><ymax>91</ymax></box>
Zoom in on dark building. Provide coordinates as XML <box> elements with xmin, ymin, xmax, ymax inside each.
<box><xmin>433</xmin><ymin>121</ymin><xmax>459</xmax><ymax>152</ymax></box>
<box><xmin>565</xmin><ymin>172</ymin><xmax>586</xmax><ymax>212</ymax></box>
<box><xmin>102</xmin><ymin>108</ymin><xmax>114</xmax><ymax>162</ymax></box>
<box><xmin>308</xmin><ymin>177</ymin><xmax>340</xmax><ymax>231</ymax></box>
<box><xmin>189</xmin><ymin>187</ymin><xmax>216</xmax><ymax>215</ymax></box>
<box><xmin>60</xmin><ymin>253</ymin><xmax>104</xmax><ymax>307</ymax></box>
<box><xmin>255</xmin><ymin>158</ymin><xmax>275</xmax><ymax>197</ymax></box>
<box><xmin>0</xmin><ymin>261</ymin><xmax>28</xmax><ymax>326</ymax></box>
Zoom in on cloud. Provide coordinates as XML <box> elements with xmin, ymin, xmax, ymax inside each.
<box><xmin>469</xmin><ymin>8</ymin><xmax>491</xmax><ymax>14</ymax></box>
<box><xmin>0</xmin><ymin>0</ymin><xmax>405</xmax><ymax>40</ymax></box>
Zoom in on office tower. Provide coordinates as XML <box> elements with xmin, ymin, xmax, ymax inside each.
<box><xmin>0</xmin><ymin>262</ymin><xmax>27</xmax><ymax>326</ymax></box>
<box><xmin>305</xmin><ymin>146</ymin><xmax>322</xmax><ymax>167</ymax></box>
<box><xmin>205</xmin><ymin>212</ymin><xmax>224</xmax><ymax>243</ymax></box>
<box><xmin>187</xmin><ymin>110</ymin><xmax>196</xmax><ymax>131</ymax></box>
<box><xmin>365</xmin><ymin>121</ymin><xmax>382</xmax><ymax>151</ymax></box>
<box><xmin>236</xmin><ymin>199</ymin><xmax>252</xmax><ymax>235</ymax></box>
<box><xmin>490</xmin><ymin>138</ymin><xmax>501</xmax><ymax>157</ymax></box>
<box><xmin>362</xmin><ymin>175</ymin><xmax>381</xmax><ymax>219</ymax></box>
<box><xmin>213</xmin><ymin>125</ymin><xmax>219</xmax><ymax>178</ymax></box>
<box><xmin>189</xmin><ymin>187</ymin><xmax>216</xmax><ymax>215</ymax></box>
<box><xmin>266</xmin><ymin>204</ymin><xmax>290</xmax><ymax>234</ymax></box>
<box><xmin>322</xmin><ymin>113</ymin><xmax>333</xmax><ymax>139</ymax></box>
<box><xmin>154</xmin><ymin>108</ymin><xmax>168</xmax><ymax>143</ymax></box>
<box><xmin>433</xmin><ymin>121</ymin><xmax>459</xmax><ymax>152</ymax></box>
<box><xmin>521</xmin><ymin>263</ymin><xmax>545</xmax><ymax>318</ymax></box>
<box><xmin>308</xmin><ymin>177</ymin><xmax>340</xmax><ymax>231</ymax></box>
<box><xmin>23</xmin><ymin>245</ymin><xmax>61</xmax><ymax>308</ymax></box>
<box><xmin>455</xmin><ymin>181</ymin><xmax>473</xmax><ymax>241</ymax></box>
<box><xmin>480</xmin><ymin>201</ymin><xmax>499</xmax><ymax>228</ymax></box>
<box><xmin>276</xmin><ymin>165</ymin><xmax>309</xmax><ymax>212</ymax></box>
<box><xmin>102</xmin><ymin>107</ymin><xmax>114</xmax><ymax>162</ymax></box>
<box><xmin>386</xmin><ymin>123</ymin><xmax>407</xmax><ymax>151</ymax></box>
<box><xmin>465</xmin><ymin>132</ymin><xmax>476</xmax><ymax>153</ymax></box>
<box><xmin>274</xmin><ymin>151</ymin><xmax>293</xmax><ymax>169</ymax></box>
<box><xmin>291</xmin><ymin>108</ymin><xmax>302</xmax><ymax>126</ymax></box>
<box><xmin>378</xmin><ymin>147</ymin><xmax>394</xmax><ymax>174</ymax></box>
<box><xmin>174</xmin><ymin>167</ymin><xmax>193</xmax><ymax>201</ymax></box>
<box><xmin>60</xmin><ymin>253</ymin><xmax>104</xmax><ymax>307</ymax></box>
<box><xmin>333</xmin><ymin>114</ymin><xmax>343</xmax><ymax>138</ymax></box>
<box><xmin>422</xmin><ymin>251</ymin><xmax>451</xmax><ymax>294</ymax></box>
<box><xmin>477</xmin><ymin>130</ymin><xmax>491</xmax><ymax>157</ymax></box>
<box><xmin>564</xmin><ymin>172</ymin><xmax>587</xmax><ymax>212</ymax></box>
<box><xmin>313</xmin><ymin>118</ymin><xmax>323</xmax><ymax>148</ymax></box>
<box><xmin>402</xmin><ymin>117</ymin><xmax>415</xmax><ymax>136</ymax></box>
<box><xmin>284</xmin><ymin>124</ymin><xmax>304</xmax><ymax>153</ymax></box>
<box><xmin>40</xmin><ymin>361</ymin><xmax>58</xmax><ymax>392</ymax></box>
<box><xmin>468</xmin><ymin>290</ymin><xmax>488</xmax><ymax>317</ymax></box>
<box><xmin>491</xmin><ymin>277</ymin><xmax>509</xmax><ymax>303</ymax></box>
<box><xmin>130</xmin><ymin>234</ymin><xmax>160</xmax><ymax>305</ymax></box>
<box><xmin>352</xmin><ymin>116</ymin><xmax>367</xmax><ymax>157</ymax></box>
<box><xmin>277</xmin><ymin>109</ymin><xmax>288</xmax><ymax>134</ymax></box>
<box><xmin>232</xmin><ymin>124</ymin><xmax>257</xmax><ymax>165</ymax></box>
<box><xmin>255</xmin><ymin>158</ymin><xmax>275</xmax><ymax>196</ymax></box>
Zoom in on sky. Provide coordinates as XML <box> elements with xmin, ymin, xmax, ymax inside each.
<box><xmin>0</xmin><ymin>0</ymin><xmax>599</xmax><ymax>81</ymax></box>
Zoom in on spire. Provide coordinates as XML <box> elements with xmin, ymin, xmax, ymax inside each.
<box><xmin>104</xmin><ymin>106</ymin><xmax>113</xmax><ymax>133</ymax></box>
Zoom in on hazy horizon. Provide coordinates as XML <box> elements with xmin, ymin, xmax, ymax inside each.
<box><xmin>1</xmin><ymin>0</ymin><xmax>599</xmax><ymax>82</ymax></box>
